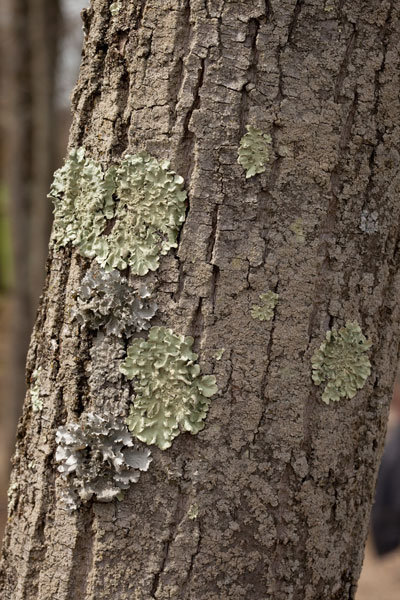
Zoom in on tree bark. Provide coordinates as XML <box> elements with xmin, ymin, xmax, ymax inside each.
<box><xmin>1</xmin><ymin>1</ymin><xmax>400</xmax><ymax>599</ymax></box>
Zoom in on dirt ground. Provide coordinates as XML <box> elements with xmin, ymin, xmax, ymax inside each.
<box><xmin>357</xmin><ymin>538</ymin><xmax>400</xmax><ymax>600</ymax></box>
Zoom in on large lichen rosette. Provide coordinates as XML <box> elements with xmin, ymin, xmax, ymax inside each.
<box><xmin>55</xmin><ymin>412</ymin><xmax>152</xmax><ymax>511</ymax></box>
<box><xmin>120</xmin><ymin>326</ymin><xmax>218</xmax><ymax>450</ymax></box>
<box><xmin>238</xmin><ymin>125</ymin><xmax>272</xmax><ymax>178</ymax></box>
<box><xmin>99</xmin><ymin>153</ymin><xmax>187</xmax><ymax>275</ymax></box>
<box><xmin>311</xmin><ymin>321</ymin><xmax>372</xmax><ymax>404</ymax></box>
<box><xmin>49</xmin><ymin>147</ymin><xmax>115</xmax><ymax>258</ymax></box>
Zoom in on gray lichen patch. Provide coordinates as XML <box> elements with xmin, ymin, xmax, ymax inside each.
<box><xmin>251</xmin><ymin>291</ymin><xmax>279</xmax><ymax>322</ymax></box>
<box><xmin>99</xmin><ymin>153</ymin><xmax>187</xmax><ymax>274</ymax></box>
<box><xmin>360</xmin><ymin>210</ymin><xmax>379</xmax><ymax>234</ymax></box>
<box><xmin>311</xmin><ymin>321</ymin><xmax>372</xmax><ymax>404</ymax></box>
<box><xmin>238</xmin><ymin>125</ymin><xmax>272</xmax><ymax>179</ymax></box>
<box><xmin>30</xmin><ymin>368</ymin><xmax>43</xmax><ymax>413</ymax></box>
<box><xmin>49</xmin><ymin>147</ymin><xmax>115</xmax><ymax>259</ymax></box>
<box><xmin>120</xmin><ymin>326</ymin><xmax>218</xmax><ymax>450</ymax></box>
<box><xmin>55</xmin><ymin>412</ymin><xmax>152</xmax><ymax>511</ymax></box>
<box><xmin>72</xmin><ymin>266</ymin><xmax>157</xmax><ymax>337</ymax></box>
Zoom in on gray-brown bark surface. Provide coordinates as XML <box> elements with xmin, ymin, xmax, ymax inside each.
<box><xmin>1</xmin><ymin>1</ymin><xmax>400</xmax><ymax>598</ymax></box>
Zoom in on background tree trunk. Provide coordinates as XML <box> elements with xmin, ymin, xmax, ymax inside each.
<box><xmin>1</xmin><ymin>1</ymin><xmax>400</xmax><ymax>599</ymax></box>
<box><xmin>0</xmin><ymin>0</ymin><xmax>61</xmax><ymax>534</ymax></box>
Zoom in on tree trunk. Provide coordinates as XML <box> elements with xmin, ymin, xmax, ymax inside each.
<box><xmin>1</xmin><ymin>1</ymin><xmax>400</xmax><ymax>599</ymax></box>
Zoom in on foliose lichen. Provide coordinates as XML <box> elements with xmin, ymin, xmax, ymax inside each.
<box><xmin>120</xmin><ymin>326</ymin><xmax>218</xmax><ymax>450</ymax></box>
<box><xmin>30</xmin><ymin>367</ymin><xmax>43</xmax><ymax>413</ymax></box>
<box><xmin>49</xmin><ymin>150</ymin><xmax>187</xmax><ymax>276</ymax></box>
<box><xmin>311</xmin><ymin>321</ymin><xmax>372</xmax><ymax>404</ymax></box>
<box><xmin>49</xmin><ymin>147</ymin><xmax>115</xmax><ymax>259</ymax></box>
<box><xmin>99</xmin><ymin>153</ymin><xmax>186</xmax><ymax>274</ymax></box>
<box><xmin>238</xmin><ymin>125</ymin><xmax>272</xmax><ymax>179</ymax></box>
<box><xmin>72</xmin><ymin>266</ymin><xmax>157</xmax><ymax>337</ymax></box>
<box><xmin>55</xmin><ymin>412</ymin><xmax>152</xmax><ymax>511</ymax></box>
<box><xmin>251</xmin><ymin>291</ymin><xmax>279</xmax><ymax>322</ymax></box>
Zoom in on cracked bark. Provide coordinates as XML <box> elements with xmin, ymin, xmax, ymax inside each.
<box><xmin>1</xmin><ymin>1</ymin><xmax>400</xmax><ymax>599</ymax></box>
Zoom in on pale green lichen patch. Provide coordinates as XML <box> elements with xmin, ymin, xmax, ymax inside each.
<box><xmin>49</xmin><ymin>150</ymin><xmax>187</xmax><ymax>276</ymax></box>
<box><xmin>110</xmin><ymin>1</ymin><xmax>121</xmax><ymax>15</ymax></box>
<box><xmin>238</xmin><ymin>125</ymin><xmax>272</xmax><ymax>179</ymax></box>
<box><xmin>120</xmin><ymin>326</ymin><xmax>218</xmax><ymax>450</ymax></box>
<box><xmin>214</xmin><ymin>348</ymin><xmax>225</xmax><ymax>361</ymax></box>
<box><xmin>49</xmin><ymin>147</ymin><xmax>115</xmax><ymax>259</ymax></box>
<box><xmin>251</xmin><ymin>291</ymin><xmax>279</xmax><ymax>322</ymax></box>
<box><xmin>289</xmin><ymin>218</ymin><xmax>305</xmax><ymax>244</ymax></box>
<box><xmin>311</xmin><ymin>321</ymin><xmax>372</xmax><ymax>404</ymax></box>
<box><xmin>99</xmin><ymin>153</ymin><xmax>186</xmax><ymax>274</ymax></box>
<box><xmin>30</xmin><ymin>368</ymin><xmax>43</xmax><ymax>413</ymax></box>
<box><xmin>188</xmin><ymin>503</ymin><xmax>199</xmax><ymax>520</ymax></box>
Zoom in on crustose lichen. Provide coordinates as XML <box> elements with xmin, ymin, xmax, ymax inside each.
<box><xmin>311</xmin><ymin>321</ymin><xmax>372</xmax><ymax>404</ymax></box>
<box><xmin>72</xmin><ymin>266</ymin><xmax>157</xmax><ymax>337</ymax></box>
<box><xmin>120</xmin><ymin>326</ymin><xmax>218</xmax><ymax>450</ymax></box>
<box><xmin>55</xmin><ymin>412</ymin><xmax>152</xmax><ymax>511</ymax></box>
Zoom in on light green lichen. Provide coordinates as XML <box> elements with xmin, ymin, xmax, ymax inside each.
<box><xmin>30</xmin><ymin>367</ymin><xmax>43</xmax><ymax>413</ymax></box>
<box><xmin>49</xmin><ymin>148</ymin><xmax>115</xmax><ymax>259</ymax></box>
<box><xmin>49</xmin><ymin>150</ymin><xmax>187</xmax><ymax>276</ymax></box>
<box><xmin>110</xmin><ymin>1</ymin><xmax>121</xmax><ymax>15</ymax></box>
<box><xmin>120</xmin><ymin>326</ymin><xmax>218</xmax><ymax>450</ymax></box>
<box><xmin>311</xmin><ymin>321</ymin><xmax>372</xmax><ymax>404</ymax></box>
<box><xmin>251</xmin><ymin>291</ymin><xmax>279</xmax><ymax>322</ymax></box>
<box><xmin>238</xmin><ymin>125</ymin><xmax>272</xmax><ymax>178</ymax></box>
<box><xmin>214</xmin><ymin>348</ymin><xmax>225</xmax><ymax>361</ymax></box>
<box><xmin>188</xmin><ymin>503</ymin><xmax>199</xmax><ymax>520</ymax></box>
<box><xmin>289</xmin><ymin>218</ymin><xmax>305</xmax><ymax>244</ymax></box>
<box><xmin>99</xmin><ymin>153</ymin><xmax>187</xmax><ymax>274</ymax></box>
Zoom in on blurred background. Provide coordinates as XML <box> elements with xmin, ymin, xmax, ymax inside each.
<box><xmin>0</xmin><ymin>1</ymin><xmax>399</xmax><ymax>597</ymax></box>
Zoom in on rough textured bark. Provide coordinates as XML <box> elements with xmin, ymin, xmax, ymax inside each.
<box><xmin>1</xmin><ymin>1</ymin><xmax>400</xmax><ymax>598</ymax></box>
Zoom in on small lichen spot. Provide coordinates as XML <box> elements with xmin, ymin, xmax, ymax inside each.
<box><xmin>188</xmin><ymin>503</ymin><xmax>199</xmax><ymax>520</ymax></box>
<box><xmin>120</xmin><ymin>326</ymin><xmax>218</xmax><ymax>450</ymax></box>
<box><xmin>214</xmin><ymin>348</ymin><xmax>225</xmax><ymax>361</ymax></box>
<box><xmin>30</xmin><ymin>367</ymin><xmax>43</xmax><ymax>413</ymax></box>
<box><xmin>311</xmin><ymin>321</ymin><xmax>372</xmax><ymax>404</ymax></box>
<box><xmin>360</xmin><ymin>210</ymin><xmax>379</xmax><ymax>234</ymax></box>
<box><xmin>251</xmin><ymin>291</ymin><xmax>279</xmax><ymax>322</ymax></box>
<box><xmin>289</xmin><ymin>219</ymin><xmax>305</xmax><ymax>244</ymax></box>
<box><xmin>238</xmin><ymin>125</ymin><xmax>272</xmax><ymax>179</ymax></box>
<box><xmin>110</xmin><ymin>2</ymin><xmax>121</xmax><ymax>15</ymax></box>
